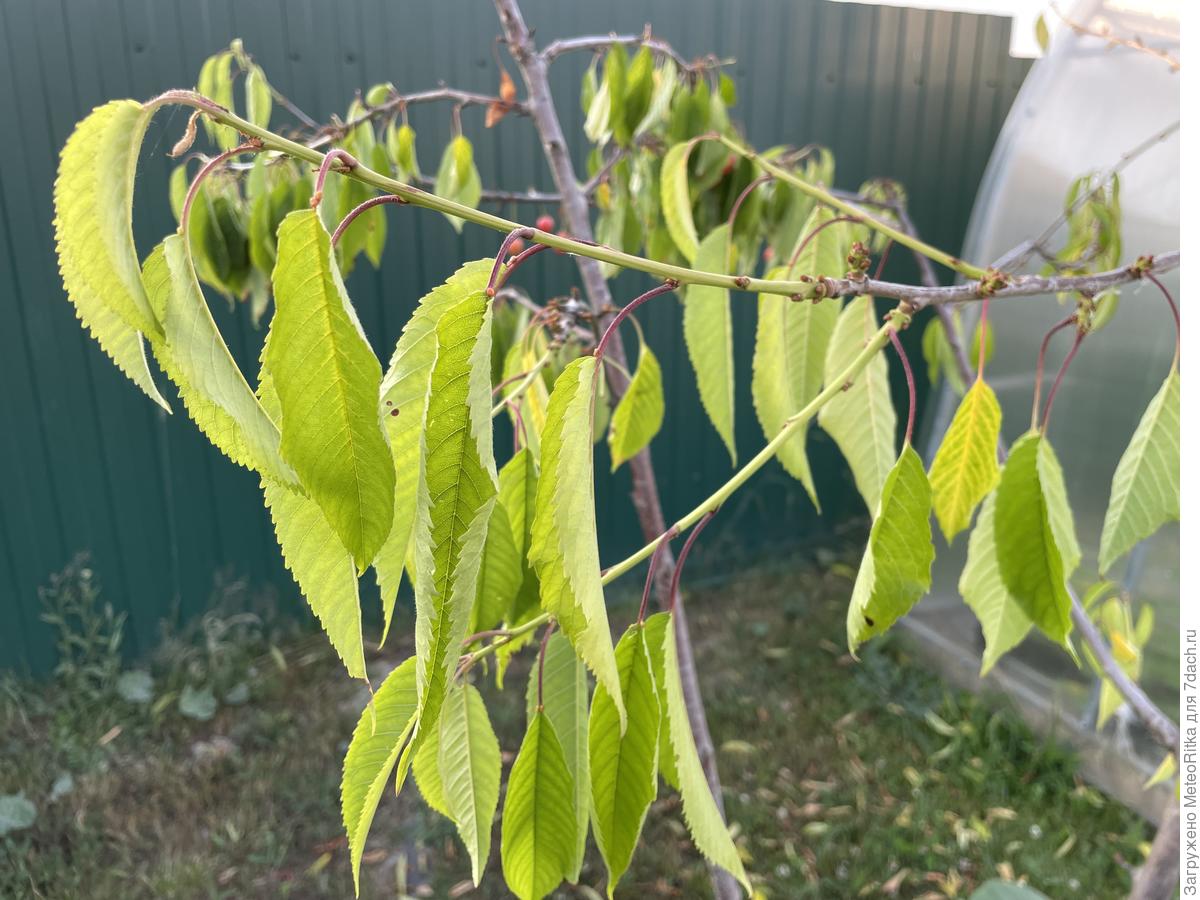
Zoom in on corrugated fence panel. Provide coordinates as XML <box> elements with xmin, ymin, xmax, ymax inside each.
<box><xmin>0</xmin><ymin>0</ymin><xmax>1030</xmax><ymax>672</ymax></box>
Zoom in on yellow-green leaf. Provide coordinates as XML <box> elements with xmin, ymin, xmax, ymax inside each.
<box><xmin>54</xmin><ymin>100</ymin><xmax>168</xmax><ymax>408</ymax></box>
<box><xmin>929</xmin><ymin>378</ymin><xmax>1002</xmax><ymax>544</ymax></box>
<box><xmin>470</xmin><ymin>500</ymin><xmax>523</xmax><ymax>635</ymax></box>
<box><xmin>608</xmin><ymin>337</ymin><xmax>664</xmax><ymax>470</ymax></box>
<box><xmin>524</xmin><ymin>631</ymin><xmax>590</xmax><ymax>880</ymax></box>
<box><xmin>685</xmin><ymin>225</ymin><xmax>737</xmax><ymax>465</ymax></box>
<box><xmin>589</xmin><ymin>623</ymin><xmax>661</xmax><ymax>896</ymax></box>
<box><xmin>660</xmin><ymin>141</ymin><xmax>699</xmax><ymax>262</ymax></box>
<box><xmin>501</xmin><ymin>711</ymin><xmax>576</xmax><ymax>900</ymax></box>
<box><xmin>402</xmin><ymin>292</ymin><xmax>498</xmax><ymax>785</ymax></box>
<box><xmin>959</xmin><ymin>491</ymin><xmax>1032</xmax><ymax>676</ymax></box>
<box><xmin>529</xmin><ymin>358</ymin><xmax>624</xmax><ymax>729</ymax></box>
<box><xmin>994</xmin><ymin>431</ymin><xmax>1080</xmax><ymax>646</ymax></box>
<box><xmin>376</xmin><ymin>260</ymin><xmax>493</xmax><ymax>640</ymax></box>
<box><xmin>642</xmin><ymin>612</ymin><xmax>680</xmax><ymax>789</ymax></box>
<box><xmin>846</xmin><ymin>445</ymin><xmax>935</xmax><ymax>652</ymax></box>
<box><xmin>434</xmin><ymin>136</ymin><xmax>482</xmax><ymax>233</ymax></box>
<box><xmin>820</xmin><ymin>296</ymin><xmax>896</xmax><ymax>513</ymax></box>
<box><xmin>142</xmin><ymin>237</ymin><xmax>295</xmax><ymax>485</ymax></box>
<box><xmin>752</xmin><ymin>260</ymin><xmax>840</xmax><ymax>509</ymax></box>
<box><xmin>341</xmin><ymin>658</ymin><xmax>418</xmax><ymax>894</ymax></box>
<box><xmin>257</xmin><ymin>376</ymin><xmax>365</xmax><ymax>679</ymax></box>
<box><xmin>245</xmin><ymin>65</ymin><xmax>272</xmax><ymax>129</ymax></box>
<box><xmin>659</xmin><ymin>612</ymin><xmax>751</xmax><ymax>894</ymax></box>
<box><xmin>1098</xmin><ymin>367</ymin><xmax>1180</xmax><ymax>573</ymax></box>
<box><xmin>266</xmin><ymin>209</ymin><xmax>394</xmax><ymax>571</ymax></box>
<box><xmin>439</xmin><ymin>683</ymin><xmax>502</xmax><ymax>885</ymax></box>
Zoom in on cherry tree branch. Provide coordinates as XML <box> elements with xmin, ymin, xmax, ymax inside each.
<box><xmin>896</xmin><ymin>216</ymin><xmax>1180</xmax><ymax>755</ymax></box>
<box><xmin>540</xmin><ymin>29</ymin><xmax>727</xmax><ymax>70</ymax></box>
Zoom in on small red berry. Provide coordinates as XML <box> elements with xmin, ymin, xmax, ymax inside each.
<box><xmin>762</xmin><ymin>246</ymin><xmax>775</xmax><ymax>263</ymax></box>
<box><xmin>508</xmin><ymin>237</ymin><xmax>526</xmax><ymax>255</ymax></box>
<box><xmin>536</xmin><ymin>214</ymin><xmax>555</xmax><ymax>232</ymax></box>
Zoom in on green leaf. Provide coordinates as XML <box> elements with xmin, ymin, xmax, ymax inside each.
<box><xmin>685</xmin><ymin>225</ymin><xmax>737</xmax><ymax>465</ymax></box>
<box><xmin>434</xmin><ymin>136</ymin><xmax>482</xmax><ymax>233</ymax></box>
<box><xmin>641</xmin><ymin>612</ymin><xmax>680</xmax><ymax>789</ymax></box>
<box><xmin>959</xmin><ymin>491</ymin><xmax>1033</xmax><ymax>676</ymax></box>
<box><xmin>500</xmin><ymin>711</ymin><xmax>576</xmax><ymax>900</ymax></box>
<box><xmin>608</xmin><ymin>336</ymin><xmax>664</xmax><ymax>470</ymax></box>
<box><xmin>524</xmin><ymin>631</ymin><xmax>589</xmax><ymax>880</ymax></box>
<box><xmin>265</xmin><ymin>209</ymin><xmax>394</xmax><ymax>571</ymax></box>
<box><xmin>660</xmin><ymin>141</ymin><xmax>699</xmax><ymax>262</ymax></box>
<box><xmin>605</xmin><ymin>44</ymin><xmax>629</xmax><ymax>145</ymax></box>
<box><xmin>412</xmin><ymin>720</ymin><xmax>449</xmax><ymax>817</ymax></box>
<box><xmin>819</xmin><ymin>296</ymin><xmax>896</xmax><ymax>513</ymax></box>
<box><xmin>245</xmin><ymin>65</ymin><xmax>272</xmax><ymax>129</ymax></box>
<box><xmin>993</xmin><ymin>432</ymin><xmax>1080</xmax><ymax>646</ymax></box>
<box><xmin>1144</xmin><ymin>752</ymin><xmax>1176</xmax><ymax>789</ymax></box>
<box><xmin>971</xmin><ymin>880</ymin><xmax>1049</xmax><ymax>900</ymax></box>
<box><xmin>530</xmin><ymin>358</ymin><xmax>625</xmax><ymax>728</ymax></box>
<box><xmin>342</xmin><ymin>658</ymin><xmax>419</xmax><ymax>894</ymax></box>
<box><xmin>583</xmin><ymin>77</ymin><xmax>612</xmax><ymax>144</ymax></box>
<box><xmin>196</xmin><ymin>51</ymin><xmax>237</xmax><ymax>150</ymax></box>
<box><xmin>387</xmin><ymin>122</ymin><xmax>421</xmax><ymax>183</ymax></box>
<box><xmin>258</xmin><ymin>375</ymin><xmax>366</xmax><ymax>680</ymax></box>
<box><xmin>500</xmin><ymin>447</ymin><xmax>539</xmax><ymax>576</ymax></box>
<box><xmin>142</xmin><ymin>237</ymin><xmax>295</xmax><ymax>485</ymax></box>
<box><xmin>1098</xmin><ymin>367</ymin><xmax>1180</xmax><ymax>573</ymax></box>
<box><xmin>54</xmin><ymin>100</ymin><xmax>168</xmax><ymax>408</ymax></box>
<box><xmin>846</xmin><ymin>445</ymin><xmax>935</xmax><ymax>652</ymax></box>
<box><xmin>439</xmin><ymin>683</ymin><xmax>502</xmax><ymax>885</ymax></box>
<box><xmin>921</xmin><ymin>317</ymin><xmax>966</xmax><ymax>396</ymax></box>
<box><xmin>376</xmin><ymin>260</ymin><xmax>493</xmax><ymax>640</ymax></box>
<box><xmin>589</xmin><ymin>623</ymin><xmax>661</xmax><ymax>896</ymax></box>
<box><xmin>928</xmin><ymin>379</ymin><xmax>1002</xmax><ymax>544</ymax></box>
<box><xmin>403</xmin><ymin>292</ymin><xmax>498</xmax><ymax>784</ymax></box>
<box><xmin>622</xmin><ymin>46</ymin><xmax>654</xmax><ymax>139</ymax></box>
<box><xmin>659</xmin><ymin>612</ymin><xmax>751</xmax><ymax>894</ymax></box>
<box><xmin>470</xmin><ymin>500</ymin><xmax>523</xmax><ymax>635</ymax></box>
<box><xmin>634</xmin><ymin>60</ymin><xmax>678</xmax><ymax>138</ymax></box>
<box><xmin>752</xmin><ymin>262</ymin><xmax>840</xmax><ymax>510</ymax></box>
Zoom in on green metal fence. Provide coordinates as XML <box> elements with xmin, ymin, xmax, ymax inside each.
<box><xmin>0</xmin><ymin>0</ymin><xmax>1030</xmax><ymax>671</ymax></box>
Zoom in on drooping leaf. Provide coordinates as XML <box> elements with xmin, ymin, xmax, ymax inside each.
<box><xmin>660</xmin><ymin>141</ymin><xmax>699</xmax><ymax>262</ymax></box>
<box><xmin>928</xmin><ymin>378</ymin><xmax>1002</xmax><ymax>544</ymax></box>
<box><xmin>641</xmin><ymin>612</ymin><xmax>680</xmax><ymax>789</ymax></box>
<box><xmin>752</xmin><ymin>262</ymin><xmax>840</xmax><ymax>510</ymax></box>
<box><xmin>403</xmin><ymin>292</ymin><xmax>498</xmax><ymax>784</ymax></box>
<box><xmin>341</xmin><ymin>658</ymin><xmax>418</xmax><ymax>894</ymax></box>
<box><xmin>499</xmin><ymin>447</ymin><xmax>539</xmax><ymax>580</ymax></box>
<box><xmin>412</xmin><ymin>719</ymin><xmax>449</xmax><ymax>817</ymax></box>
<box><xmin>684</xmin><ymin>225</ymin><xmax>737</xmax><ymax>464</ymax></box>
<box><xmin>993</xmin><ymin>431</ymin><xmax>1080</xmax><ymax>646</ymax></box>
<box><xmin>387</xmin><ymin>122</ymin><xmax>421</xmax><ymax>183</ymax></box>
<box><xmin>608</xmin><ymin>337</ymin><xmax>665</xmax><ymax>470</ymax></box>
<box><xmin>258</xmin><ymin>377</ymin><xmax>366</xmax><ymax>679</ymax></box>
<box><xmin>196</xmin><ymin>50</ymin><xmax>237</xmax><ymax>150</ymax></box>
<box><xmin>142</xmin><ymin>237</ymin><xmax>295</xmax><ymax>485</ymax></box>
<box><xmin>434</xmin><ymin>136</ymin><xmax>482</xmax><ymax>233</ymax></box>
<box><xmin>846</xmin><ymin>445</ymin><xmax>935</xmax><ymax>652</ymax></box>
<box><xmin>470</xmin><ymin>500</ymin><xmax>523</xmax><ymax>635</ymax></box>
<box><xmin>54</xmin><ymin>100</ymin><xmax>168</xmax><ymax>408</ymax></box>
<box><xmin>244</xmin><ymin>64</ymin><xmax>273</xmax><ymax>129</ymax></box>
<box><xmin>921</xmin><ymin>316</ymin><xmax>966</xmax><ymax>396</ymax></box>
<box><xmin>658</xmin><ymin>612</ymin><xmax>751</xmax><ymax>894</ymax></box>
<box><xmin>819</xmin><ymin>296</ymin><xmax>896</xmax><ymax>513</ymax></box>
<box><xmin>529</xmin><ymin>358</ymin><xmax>624</xmax><ymax>728</ymax></box>
<box><xmin>376</xmin><ymin>260</ymin><xmax>493</xmax><ymax>640</ymax></box>
<box><xmin>439</xmin><ymin>683</ymin><xmax>502</xmax><ymax>885</ymax></box>
<box><xmin>500</xmin><ymin>711</ymin><xmax>576</xmax><ymax>900</ymax></box>
<box><xmin>1098</xmin><ymin>367</ymin><xmax>1180</xmax><ymax>573</ymax></box>
<box><xmin>959</xmin><ymin>491</ymin><xmax>1033</xmax><ymax>676</ymax></box>
<box><xmin>622</xmin><ymin>47</ymin><xmax>655</xmax><ymax>140</ymax></box>
<box><xmin>605</xmin><ymin>44</ymin><xmax>630</xmax><ymax>145</ymax></box>
<box><xmin>589</xmin><ymin>623</ymin><xmax>661</xmax><ymax>896</ymax></box>
<box><xmin>523</xmin><ymin>631</ymin><xmax>589</xmax><ymax>881</ymax></box>
<box><xmin>265</xmin><ymin>209</ymin><xmax>395</xmax><ymax>571</ymax></box>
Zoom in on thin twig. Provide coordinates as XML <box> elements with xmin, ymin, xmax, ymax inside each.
<box><xmin>1039</xmin><ymin>328</ymin><xmax>1084</xmax><ymax>431</ymax></box>
<box><xmin>668</xmin><ymin>510</ymin><xmax>719</xmax><ymax>611</ymax></box>
<box><xmin>888</xmin><ymin>330</ymin><xmax>917</xmax><ymax>446</ymax></box>
<box><xmin>1031</xmin><ymin>315</ymin><xmax>1078</xmax><ymax>430</ymax></box>
<box><xmin>593</xmin><ymin>281</ymin><xmax>678</xmax><ymax>364</ymax></box>
<box><xmin>330</xmin><ymin>195</ymin><xmax>407</xmax><ymax>247</ymax></box>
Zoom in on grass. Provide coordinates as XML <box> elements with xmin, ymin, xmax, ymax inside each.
<box><xmin>0</xmin><ymin>553</ymin><xmax>1152</xmax><ymax>899</ymax></box>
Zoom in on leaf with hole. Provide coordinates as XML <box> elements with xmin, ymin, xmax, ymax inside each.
<box><xmin>846</xmin><ymin>445</ymin><xmax>935</xmax><ymax>652</ymax></box>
